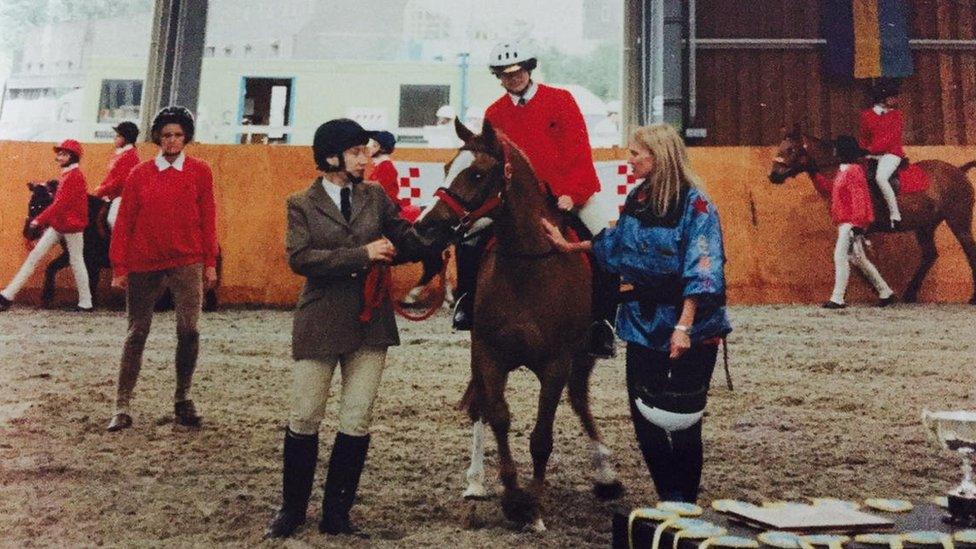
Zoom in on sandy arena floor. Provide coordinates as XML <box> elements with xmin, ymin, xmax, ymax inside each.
<box><xmin>1</xmin><ymin>304</ymin><xmax>975</xmax><ymax>547</ymax></box>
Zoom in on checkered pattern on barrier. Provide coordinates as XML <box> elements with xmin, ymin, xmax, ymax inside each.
<box><xmin>396</xmin><ymin>166</ymin><xmax>423</xmax><ymax>207</ymax></box>
<box><xmin>391</xmin><ymin>161</ymin><xmax>634</xmax><ymax>215</ymax></box>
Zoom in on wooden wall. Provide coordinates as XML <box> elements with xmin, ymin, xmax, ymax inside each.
<box><xmin>694</xmin><ymin>0</ymin><xmax>976</xmax><ymax>145</ymax></box>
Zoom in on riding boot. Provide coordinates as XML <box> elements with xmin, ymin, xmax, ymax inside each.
<box><xmin>452</xmin><ymin>233</ymin><xmax>487</xmax><ymax>331</ymax></box>
<box><xmin>588</xmin><ymin>260</ymin><xmax>619</xmax><ymax>358</ymax></box>
<box><xmin>265</xmin><ymin>428</ymin><xmax>319</xmax><ymax>539</ymax></box>
<box><xmin>320</xmin><ymin>432</ymin><xmax>371</xmax><ymax>537</ymax></box>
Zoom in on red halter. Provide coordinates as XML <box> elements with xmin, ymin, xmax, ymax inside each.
<box><xmin>433</xmin><ymin>142</ymin><xmax>515</xmax><ymax>234</ymax></box>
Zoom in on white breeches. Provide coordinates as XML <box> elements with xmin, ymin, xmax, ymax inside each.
<box><xmin>1</xmin><ymin>227</ymin><xmax>91</xmax><ymax>308</ymax></box>
<box><xmin>830</xmin><ymin>223</ymin><xmax>893</xmax><ymax>304</ymax></box>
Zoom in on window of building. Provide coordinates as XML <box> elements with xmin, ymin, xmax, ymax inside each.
<box><xmin>193</xmin><ymin>0</ymin><xmax>624</xmax><ymax>146</ymax></box>
<box><xmin>399</xmin><ymin>84</ymin><xmax>449</xmax><ymax>128</ymax></box>
<box><xmin>97</xmin><ymin>79</ymin><xmax>143</xmax><ymax>123</ymax></box>
<box><xmin>239</xmin><ymin>77</ymin><xmax>294</xmax><ymax>144</ymax></box>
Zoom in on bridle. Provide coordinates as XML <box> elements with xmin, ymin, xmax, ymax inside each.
<box><xmin>432</xmin><ymin>140</ymin><xmax>518</xmax><ymax>237</ymax></box>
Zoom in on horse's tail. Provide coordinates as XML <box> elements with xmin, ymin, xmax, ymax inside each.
<box><xmin>959</xmin><ymin>160</ymin><xmax>976</xmax><ymax>174</ymax></box>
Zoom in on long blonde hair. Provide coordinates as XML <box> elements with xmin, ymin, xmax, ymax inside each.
<box><xmin>630</xmin><ymin>124</ymin><xmax>702</xmax><ymax>218</ymax></box>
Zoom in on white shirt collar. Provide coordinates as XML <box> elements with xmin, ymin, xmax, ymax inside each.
<box><xmin>116</xmin><ymin>143</ymin><xmax>134</xmax><ymax>155</ymax></box>
<box><xmin>872</xmin><ymin>104</ymin><xmax>887</xmax><ymax>115</ymax></box>
<box><xmin>321</xmin><ymin>178</ymin><xmax>351</xmax><ymax>210</ymax></box>
<box><xmin>155</xmin><ymin>151</ymin><xmax>185</xmax><ymax>171</ymax></box>
<box><xmin>509</xmin><ymin>80</ymin><xmax>538</xmax><ymax>106</ymax></box>
<box><xmin>61</xmin><ymin>163</ymin><xmax>79</xmax><ymax>174</ymax></box>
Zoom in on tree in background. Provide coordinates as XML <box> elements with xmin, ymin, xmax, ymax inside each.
<box><xmin>540</xmin><ymin>41</ymin><xmax>620</xmax><ymax>102</ymax></box>
<box><xmin>0</xmin><ymin>0</ymin><xmax>153</xmax><ymax>51</ymax></box>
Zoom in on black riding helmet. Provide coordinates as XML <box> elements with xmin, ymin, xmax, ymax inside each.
<box><xmin>835</xmin><ymin>135</ymin><xmax>866</xmax><ymax>164</ymax></box>
<box><xmin>312</xmin><ymin>118</ymin><xmax>376</xmax><ymax>172</ymax></box>
<box><xmin>869</xmin><ymin>78</ymin><xmax>901</xmax><ymax>104</ymax></box>
<box><xmin>113</xmin><ymin>121</ymin><xmax>140</xmax><ymax>144</ymax></box>
<box><xmin>151</xmin><ymin>106</ymin><xmax>195</xmax><ymax>145</ymax></box>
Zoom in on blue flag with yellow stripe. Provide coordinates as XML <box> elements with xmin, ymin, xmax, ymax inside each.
<box><xmin>822</xmin><ymin>0</ymin><xmax>913</xmax><ymax>79</ymax></box>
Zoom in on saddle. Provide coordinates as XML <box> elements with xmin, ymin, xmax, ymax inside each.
<box><xmin>863</xmin><ymin>157</ymin><xmax>929</xmax><ymax>196</ymax></box>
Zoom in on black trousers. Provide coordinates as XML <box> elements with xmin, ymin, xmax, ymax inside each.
<box><xmin>625</xmin><ymin>341</ymin><xmax>717</xmax><ymax>503</ymax></box>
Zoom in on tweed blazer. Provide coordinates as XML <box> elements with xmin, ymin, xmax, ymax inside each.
<box><xmin>286</xmin><ymin>178</ymin><xmax>426</xmax><ymax>360</ymax></box>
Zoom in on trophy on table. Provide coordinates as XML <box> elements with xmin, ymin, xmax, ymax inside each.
<box><xmin>922</xmin><ymin>410</ymin><xmax>976</xmax><ymax>525</ymax></box>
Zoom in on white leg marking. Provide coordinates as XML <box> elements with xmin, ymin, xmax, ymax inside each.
<box><xmin>463</xmin><ymin>420</ymin><xmax>488</xmax><ymax>499</ymax></box>
<box><xmin>590</xmin><ymin>440</ymin><xmax>619</xmax><ymax>485</ymax></box>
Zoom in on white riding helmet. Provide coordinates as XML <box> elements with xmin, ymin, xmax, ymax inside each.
<box><xmin>488</xmin><ymin>40</ymin><xmax>538</xmax><ymax>74</ymax></box>
<box><xmin>436</xmin><ymin>105</ymin><xmax>455</xmax><ymax>119</ymax></box>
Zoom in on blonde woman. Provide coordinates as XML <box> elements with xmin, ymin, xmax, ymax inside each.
<box><xmin>543</xmin><ymin>124</ymin><xmax>731</xmax><ymax>503</ymax></box>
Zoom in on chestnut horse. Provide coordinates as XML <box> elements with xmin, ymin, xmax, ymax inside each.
<box><xmin>413</xmin><ymin>120</ymin><xmax>623</xmax><ymax>531</ymax></box>
<box><xmin>768</xmin><ymin>128</ymin><xmax>976</xmax><ymax>304</ymax></box>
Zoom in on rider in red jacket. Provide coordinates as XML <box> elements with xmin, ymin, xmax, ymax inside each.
<box><xmin>823</xmin><ymin>136</ymin><xmax>895</xmax><ymax>309</ymax></box>
<box><xmin>453</xmin><ymin>39</ymin><xmax>619</xmax><ymax>358</ymax></box>
<box><xmin>0</xmin><ymin>139</ymin><xmax>93</xmax><ymax>312</ymax></box>
<box><xmin>858</xmin><ymin>79</ymin><xmax>904</xmax><ymax>229</ymax></box>
<box><xmin>94</xmin><ymin>121</ymin><xmax>140</xmax><ymax>230</ymax></box>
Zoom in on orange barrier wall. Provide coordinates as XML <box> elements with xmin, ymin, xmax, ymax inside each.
<box><xmin>1</xmin><ymin>141</ymin><xmax>973</xmax><ymax>306</ymax></box>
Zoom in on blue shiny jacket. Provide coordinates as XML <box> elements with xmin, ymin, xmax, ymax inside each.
<box><xmin>592</xmin><ymin>186</ymin><xmax>731</xmax><ymax>352</ymax></box>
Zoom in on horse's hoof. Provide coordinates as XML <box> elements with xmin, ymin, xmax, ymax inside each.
<box><xmin>463</xmin><ymin>482</ymin><xmax>490</xmax><ymax>500</ymax></box>
<box><xmin>501</xmin><ymin>487</ymin><xmax>538</xmax><ymax>525</ymax></box>
<box><xmin>593</xmin><ymin>480</ymin><xmax>625</xmax><ymax>501</ymax></box>
<box><xmin>527</xmin><ymin>518</ymin><xmax>547</xmax><ymax>532</ymax></box>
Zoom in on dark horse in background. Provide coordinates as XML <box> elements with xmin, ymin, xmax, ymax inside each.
<box><xmin>413</xmin><ymin>120</ymin><xmax>623</xmax><ymax>531</ymax></box>
<box><xmin>24</xmin><ymin>180</ymin><xmax>220</xmax><ymax>310</ymax></box>
<box><xmin>768</xmin><ymin>127</ymin><xmax>976</xmax><ymax>304</ymax></box>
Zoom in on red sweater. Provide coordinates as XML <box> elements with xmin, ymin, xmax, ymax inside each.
<box><xmin>94</xmin><ymin>147</ymin><xmax>140</xmax><ymax>199</ymax></box>
<box><xmin>831</xmin><ymin>164</ymin><xmax>875</xmax><ymax>229</ymax></box>
<box><xmin>859</xmin><ymin>108</ymin><xmax>905</xmax><ymax>157</ymax></box>
<box><xmin>370</xmin><ymin>159</ymin><xmax>399</xmax><ymax>202</ymax></box>
<box><xmin>110</xmin><ymin>155</ymin><xmax>218</xmax><ymax>276</ymax></box>
<box><xmin>34</xmin><ymin>166</ymin><xmax>89</xmax><ymax>233</ymax></box>
<box><xmin>484</xmin><ymin>84</ymin><xmax>601</xmax><ymax>205</ymax></box>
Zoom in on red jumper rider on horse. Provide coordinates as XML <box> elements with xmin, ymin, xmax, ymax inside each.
<box><xmin>453</xmin><ymin>39</ymin><xmax>619</xmax><ymax>358</ymax></box>
<box><xmin>859</xmin><ymin>79</ymin><xmax>905</xmax><ymax>229</ymax></box>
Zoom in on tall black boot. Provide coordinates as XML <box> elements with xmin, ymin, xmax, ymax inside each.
<box><xmin>452</xmin><ymin>233</ymin><xmax>487</xmax><ymax>331</ymax></box>
<box><xmin>265</xmin><ymin>428</ymin><xmax>319</xmax><ymax>539</ymax></box>
<box><xmin>319</xmin><ymin>432</ymin><xmax>370</xmax><ymax>537</ymax></box>
<box><xmin>588</xmin><ymin>260</ymin><xmax>619</xmax><ymax>358</ymax></box>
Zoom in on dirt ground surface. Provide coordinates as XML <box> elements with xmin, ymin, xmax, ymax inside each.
<box><xmin>1</xmin><ymin>304</ymin><xmax>975</xmax><ymax>548</ymax></box>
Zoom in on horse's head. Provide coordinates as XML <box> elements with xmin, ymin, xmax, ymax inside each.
<box><xmin>769</xmin><ymin>125</ymin><xmax>816</xmax><ymax>184</ymax></box>
<box><xmin>23</xmin><ymin>180</ymin><xmax>58</xmax><ymax>240</ymax></box>
<box><xmin>413</xmin><ymin>118</ymin><xmax>510</xmax><ymax>246</ymax></box>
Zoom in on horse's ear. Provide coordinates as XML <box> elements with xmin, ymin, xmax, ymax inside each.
<box><xmin>27</xmin><ymin>182</ymin><xmax>36</xmax><ymax>190</ymax></box>
<box><xmin>481</xmin><ymin>119</ymin><xmax>498</xmax><ymax>145</ymax></box>
<box><xmin>454</xmin><ymin>117</ymin><xmax>474</xmax><ymax>142</ymax></box>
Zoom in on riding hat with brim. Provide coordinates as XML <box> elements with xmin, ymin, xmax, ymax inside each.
<box><xmin>312</xmin><ymin>118</ymin><xmax>378</xmax><ymax>170</ymax></box>
<box><xmin>869</xmin><ymin>78</ymin><xmax>901</xmax><ymax>103</ymax></box>
<box><xmin>488</xmin><ymin>40</ymin><xmax>538</xmax><ymax>75</ymax></box>
<box><xmin>53</xmin><ymin>139</ymin><xmax>83</xmax><ymax>159</ymax></box>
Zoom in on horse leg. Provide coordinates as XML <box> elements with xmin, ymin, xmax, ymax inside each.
<box><xmin>461</xmin><ymin>375</ymin><xmax>490</xmax><ymax>500</ymax></box>
<box><xmin>524</xmin><ymin>359</ymin><xmax>571</xmax><ymax>532</ymax></box>
<box><xmin>903</xmin><ymin>227</ymin><xmax>938</xmax><ymax>303</ymax></box>
<box><xmin>42</xmin><ymin>253</ymin><xmax>70</xmax><ymax>308</ymax></box>
<box><xmin>942</xmin><ymin>202</ymin><xmax>976</xmax><ymax>304</ymax></box>
<box><xmin>476</xmin><ymin>344</ymin><xmax>529</xmax><ymax>526</ymax></box>
<box><xmin>567</xmin><ymin>353</ymin><xmax>624</xmax><ymax>500</ymax></box>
